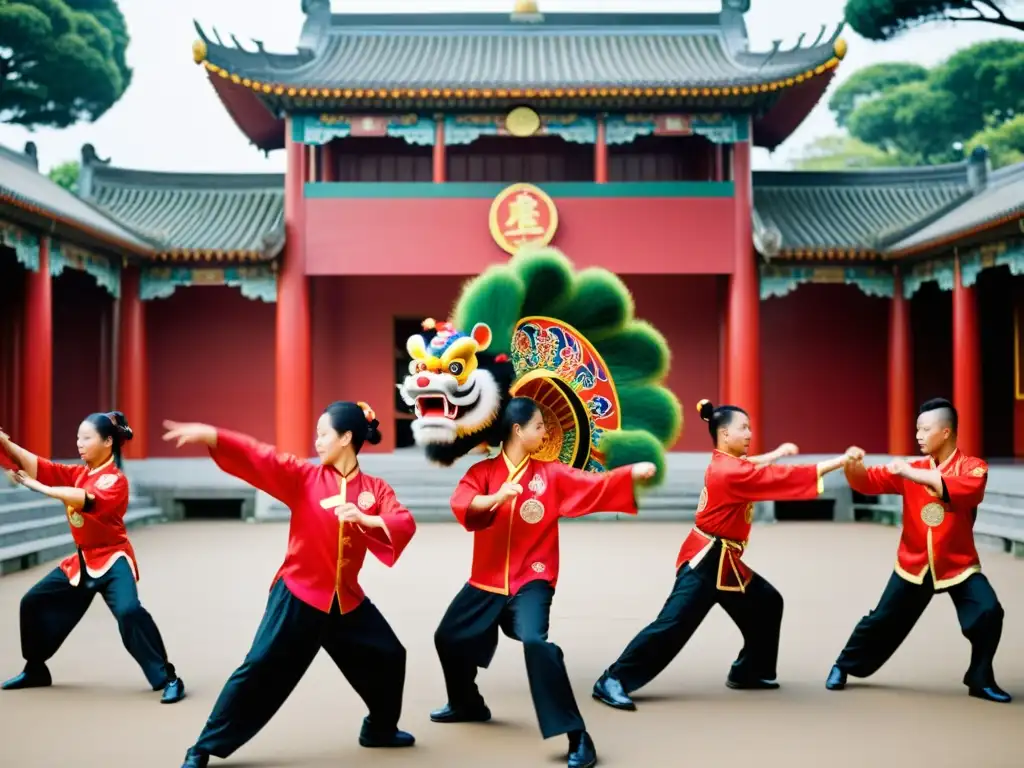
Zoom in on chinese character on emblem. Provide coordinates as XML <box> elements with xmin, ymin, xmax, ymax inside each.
<box><xmin>489</xmin><ymin>183</ymin><xmax>559</xmax><ymax>255</ymax></box>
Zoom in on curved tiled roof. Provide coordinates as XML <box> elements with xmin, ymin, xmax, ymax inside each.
<box><xmin>889</xmin><ymin>161</ymin><xmax>1024</xmax><ymax>254</ymax></box>
<box><xmin>752</xmin><ymin>163</ymin><xmax>973</xmax><ymax>258</ymax></box>
<box><xmin>0</xmin><ymin>144</ymin><xmax>152</xmax><ymax>254</ymax></box>
<box><xmin>197</xmin><ymin>12</ymin><xmax>843</xmax><ymax>93</ymax></box>
<box><xmin>84</xmin><ymin>164</ymin><xmax>284</xmax><ymax>262</ymax></box>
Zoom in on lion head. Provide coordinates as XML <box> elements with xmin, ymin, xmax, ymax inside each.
<box><xmin>398</xmin><ymin>319</ymin><xmax>504</xmax><ymax>447</ymax></box>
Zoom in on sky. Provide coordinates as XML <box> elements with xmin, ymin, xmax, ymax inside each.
<box><xmin>0</xmin><ymin>0</ymin><xmax>1015</xmax><ymax>174</ymax></box>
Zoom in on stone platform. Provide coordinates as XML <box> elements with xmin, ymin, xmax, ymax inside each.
<box><xmin>0</xmin><ymin>522</ymin><xmax>1020</xmax><ymax>767</ymax></box>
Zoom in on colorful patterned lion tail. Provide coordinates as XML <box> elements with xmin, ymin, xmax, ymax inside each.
<box><xmin>452</xmin><ymin>246</ymin><xmax>682</xmax><ymax>486</ymax></box>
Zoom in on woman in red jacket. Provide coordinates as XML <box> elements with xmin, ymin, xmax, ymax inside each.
<box><xmin>163</xmin><ymin>401</ymin><xmax>417</xmax><ymax>768</ymax></box>
<box><xmin>0</xmin><ymin>411</ymin><xmax>184</xmax><ymax>704</ymax></box>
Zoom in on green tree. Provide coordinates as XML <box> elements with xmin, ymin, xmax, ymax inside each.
<box><xmin>845</xmin><ymin>0</ymin><xmax>1024</xmax><ymax>40</ymax></box>
<box><xmin>831</xmin><ymin>40</ymin><xmax>1024</xmax><ymax>166</ymax></box>
<box><xmin>47</xmin><ymin>158</ymin><xmax>79</xmax><ymax>192</ymax></box>
<box><xmin>789</xmin><ymin>134</ymin><xmax>906</xmax><ymax>170</ymax></box>
<box><xmin>966</xmin><ymin>114</ymin><xmax>1024</xmax><ymax>166</ymax></box>
<box><xmin>0</xmin><ymin>0</ymin><xmax>133</xmax><ymax>129</ymax></box>
<box><xmin>828</xmin><ymin>62</ymin><xmax>929</xmax><ymax>128</ymax></box>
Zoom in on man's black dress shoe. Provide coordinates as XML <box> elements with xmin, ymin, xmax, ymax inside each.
<box><xmin>825</xmin><ymin>665</ymin><xmax>847</xmax><ymax>691</ymax></box>
<box><xmin>429</xmin><ymin>701</ymin><xmax>492</xmax><ymax>723</ymax></box>
<box><xmin>1</xmin><ymin>663</ymin><xmax>52</xmax><ymax>690</ymax></box>
<box><xmin>969</xmin><ymin>685</ymin><xmax>1012</xmax><ymax>703</ymax></box>
<box><xmin>592</xmin><ymin>673</ymin><xmax>636</xmax><ymax>711</ymax></box>
<box><xmin>358</xmin><ymin>716</ymin><xmax>415</xmax><ymax>747</ymax></box>
<box><xmin>726</xmin><ymin>676</ymin><xmax>780</xmax><ymax>690</ymax></box>
<box><xmin>161</xmin><ymin>677</ymin><xmax>186</xmax><ymax>704</ymax></box>
<box><xmin>568</xmin><ymin>730</ymin><xmax>597</xmax><ymax>768</ymax></box>
<box><xmin>180</xmin><ymin>747</ymin><xmax>209</xmax><ymax>768</ymax></box>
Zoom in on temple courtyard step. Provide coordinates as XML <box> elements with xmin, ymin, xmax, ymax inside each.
<box><xmin>0</xmin><ymin>496</ymin><xmax>165</xmax><ymax>576</ymax></box>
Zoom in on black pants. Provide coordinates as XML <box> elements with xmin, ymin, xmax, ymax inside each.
<box><xmin>193</xmin><ymin>579</ymin><xmax>407</xmax><ymax>759</ymax></box>
<box><xmin>434</xmin><ymin>580</ymin><xmax>585</xmax><ymax>739</ymax></box>
<box><xmin>19</xmin><ymin>556</ymin><xmax>175</xmax><ymax>689</ymax></box>
<box><xmin>834</xmin><ymin>570</ymin><xmax>1004</xmax><ymax>689</ymax></box>
<box><xmin>606</xmin><ymin>542</ymin><xmax>784</xmax><ymax>694</ymax></box>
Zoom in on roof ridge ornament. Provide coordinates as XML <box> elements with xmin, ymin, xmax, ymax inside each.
<box><xmin>722</xmin><ymin>0</ymin><xmax>751</xmax><ymax>13</ymax></box>
<box><xmin>511</xmin><ymin>0</ymin><xmax>543</xmax><ymax>23</ymax></box>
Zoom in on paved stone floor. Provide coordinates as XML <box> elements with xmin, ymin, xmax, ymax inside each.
<box><xmin>0</xmin><ymin>521</ymin><xmax>1020</xmax><ymax>768</ymax></box>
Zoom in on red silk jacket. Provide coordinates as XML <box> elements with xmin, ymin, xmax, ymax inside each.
<box><xmin>210</xmin><ymin>429</ymin><xmax>417</xmax><ymax>613</ymax></box>
<box><xmin>845</xmin><ymin>449</ymin><xmax>987</xmax><ymax>590</ymax></box>
<box><xmin>451</xmin><ymin>453</ymin><xmax>637</xmax><ymax>596</ymax></box>
<box><xmin>36</xmin><ymin>457</ymin><xmax>138</xmax><ymax>587</ymax></box>
<box><xmin>677</xmin><ymin>450</ymin><xmax>823</xmax><ymax>592</ymax></box>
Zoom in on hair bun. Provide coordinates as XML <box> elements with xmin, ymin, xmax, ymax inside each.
<box><xmin>108</xmin><ymin>411</ymin><xmax>134</xmax><ymax>441</ymax></box>
<box><xmin>696</xmin><ymin>399</ymin><xmax>715</xmax><ymax>422</ymax></box>
<box><xmin>365</xmin><ymin>419</ymin><xmax>382</xmax><ymax>446</ymax></box>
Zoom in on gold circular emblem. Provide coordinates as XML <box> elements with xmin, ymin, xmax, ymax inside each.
<box><xmin>68</xmin><ymin>509</ymin><xmax>84</xmax><ymax>528</ymax></box>
<box><xmin>970</xmin><ymin>466</ymin><xmax>986</xmax><ymax>478</ymax></box>
<box><xmin>488</xmin><ymin>182</ymin><xmax>559</xmax><ymax>256</ymax></box>
<box><xmin>920</xmin><ymin>503</ymin><xmax>945</xmax><ymax>527</ymax></box>
<box><xmin>744</xmin><ymin>503</ymin><xmax>755</xmax><ymax>524</ymax></box>
<box><xmin>519</xmin><ymin>498</ymin><xmax>545</xmax><ymax>524</ymax></box>
<box><xmin>696</xmin><ymin>487</ymin><xmax>708</xmax><ymax>513</ymax></box>
<box><xmin>505</xmin><ymin>106</ymin><xmax>541</xmax><ymax>137</ymax></box>
<box><xmin>357</xmin><ymin>491</ymin><xmax>375</xmax><ymax>510</ymax></box>
<box><xmin>95</xmin><ymin>474</ymin><xmax>118</xmax><ymax>491</ymax></box>
<box><xmin>531</xmin><ymin>561</ymin><xmax>546</xmax><ymax>573</ymax></box>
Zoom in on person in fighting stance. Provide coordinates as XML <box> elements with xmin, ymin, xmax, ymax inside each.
<box><xmin>827</xmin><ymin>398</ymin><xmax>1010</xmax><ymax>703</ymax></box>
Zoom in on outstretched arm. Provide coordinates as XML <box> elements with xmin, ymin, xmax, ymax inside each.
<box><xmin>0</xmin><ymin>430</ymin><xmax>40</xmax><ymax>480</ymax></box>
<box><xmin>163</xmin><ymin>421</ymin><xmax>308</xmax><ymax>506</ymax></box>
<box><xmin>7</xmin><ymin>471</ymin><xmax>87</xmax><ymax>509</ymax></box>
<box><xmin>747</xmin><ymin>443</ymin><xmax>798</xmax><ymax>467</ymax></box>
<box><xmin>556</xmin><ymin>463</ymin><xmax>655</xmax><ymax>519</ymax></box>
<box><xmin>728</xmin><ymin>455</ymin><xmax>847</xmax><ymax>502</ymax></box>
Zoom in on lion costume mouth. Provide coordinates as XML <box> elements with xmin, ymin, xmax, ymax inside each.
<box><xmin>414</xmin><ymin>395</ymin><xmax>460</xmax><ymax>420</ymax></box>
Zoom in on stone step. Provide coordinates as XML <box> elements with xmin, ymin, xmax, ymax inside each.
<box><xmin>0</xmin><ymin>486</ymin><xmax>38</xmax><ymax>506</ymax></box>
<box><xmin>0</xmin><ymin>496</ymin><xmax>156</xmax><ymax>525</ymax></box>
<box><xmin>0</xmin><ymin>498</ymin><xmax>158</xmax><ymax>548</ymax></box>
<box><xmin>0</xmin><ymin>506</ymin><xmax>166</xmax><ymax>576</ymax></box>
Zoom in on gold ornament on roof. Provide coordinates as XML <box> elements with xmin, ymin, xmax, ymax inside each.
<box><xmin>506</xmin><ymin>106</ymin><xmax>541</xmax><ymax>137</ymax></box>
<box><xmin>833</xmin><ymin>38</ymin><xmax>848</xmax><ymax>60</ymax></box>
<box><xmin>192</xmin><ymin>39</ymin><xmax>208</xmax><ymax>65</ymax></box>
<box><xmin>514</xmin><ymin>0</ymin><xmax>539</xmax><ymax>13</ymax></box>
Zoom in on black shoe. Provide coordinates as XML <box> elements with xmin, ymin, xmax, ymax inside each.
<box><xmin>161</xmin><ymin>677</ymin><xmax>186</xmax><ymax>704</ymax></box>
<box><xmin>429</xmin><ymin>701</ymin><xmax>492</xmax><ymax>723</ymax></box>
<box><xmin>181</xmin><ymin>747</ymin><xmax>209</xmax><ymax>768</ymax></box>
<box><xmin>1</xmin><ymin>664</ymin><xmax>52</xmax><ymax>690</ymax></box>
<box><xmin>969</xmin><ymin>685</ymin><xmax>1012</xmax><ymax>703</ymax></box>
<box><xmin>592</xmin><ymin>673</ymin><xmax>636</xmax><ymax>711</ymax></box>
<box><xmin>726</xmin><ymin>676</ymin><xmax>780</xmax><ymax>690</ymax></box>
<box><xmin>358</xmin><ymin>717</ymin><xmax>415</xmax><ymax>748</ymax></box>
<box><xmin>825</xmin><ymin>665</ymin><xmax>847</xmax><ymax>691</ymax></box>
<box><xmin>568</xmin><ymin>730</ymin><xmax>597</xmax><ymax>768</ymax></box>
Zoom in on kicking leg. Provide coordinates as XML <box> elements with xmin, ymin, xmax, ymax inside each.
<box><xmin>828</xmin><ymin>571</ymin><xmax>932</xmax><ymax>690</ymax></box>
<box><xmin>595</xmin><ymin>562</ymin><xmax>716</xmax><ymax>709</ymax></box>
<box><xmin>718</xmin><ymin>572</ymin><xmax>784</xmax><ymax>689</ymax></box>
<box><xmin>2</xmin><ymin>567</ymin><xmax>93</xmax><ymax>690</ymax></box>
<box><xmin>96</xmin><ymin>558</ymin><xmax>184</xmax><ymax>702</ymax></box>
<box><xmin>948</xmin><ymin>573</ymin><xmax>1011</xmax><ymax>703</ymax></box>
<box><xmin>181</xmin><ymin>580</ymin><xmax>322</xmax><ymax>767</ymax></box>
<box><xmin>430</xmin><ymin>583</ymin><xmax>504</xmax><ymax>723</ymax></box>
<box><xmin>321</xmin><ymin>597</ymin><xmax>414</xmax><ymax>748</ymax></box>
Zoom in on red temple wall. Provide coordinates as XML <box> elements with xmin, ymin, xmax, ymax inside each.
<box><xmin>145</xmin><ymin>287</ymin><xmax>276</xmax><ymax>457</ymax></box>
<box><xmin>0</xmin><ymin>254</ymin><xmax>23</xmax><ymax>435</ymax></box>
<box><xmin>51</xmin><ymin>271</ymin><xmax>110</xmax><ymax>456</ymax></box>
<box><xmin>760</xmin><ymin>284</ymin><xmax>889</xmax><ymax>454</ymax></box>
<box><xmin>303</xmin><ymin>195</ymin><xmax>736</xmax><ymax>276</ymax></box>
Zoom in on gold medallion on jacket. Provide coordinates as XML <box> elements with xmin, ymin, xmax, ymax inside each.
<box><xmin>357</xmin><ymin>491</ymin><xmax>375</xmax><ymax>510</ymax></box>
<box><xmin>696</xmin><ymin>487</ymin><xmax>708</xmax><ymax>513</ymax></box>
<box><xmin>920</xmin><ymin>502</ymin><xmax>945</xmax><ymax>527</ymax></box>
<box><xmin>67</xmin><ymin>506</ymin><xmax>84</xmax><ymax>528</ymax></box>
<box><xmin>519</xmin><ymin>498</ymin><xmax>545</xmax><ymax>524</ymax></box>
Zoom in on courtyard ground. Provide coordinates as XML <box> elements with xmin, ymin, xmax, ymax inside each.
<box><xmin>0</xmin><ymin>520</ymin><xmax>1020</xmax><ymax>768</ymax></box>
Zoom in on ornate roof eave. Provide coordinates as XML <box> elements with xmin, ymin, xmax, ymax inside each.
<box><xmin>0</xmin><ymin>187</ymin><xmax>155</xmax><ymax>258</ymax></box>
<box><xmin>886</xmin><ymin>212</ymin><xmax>1024</xmax><ymax>260</ymax></box>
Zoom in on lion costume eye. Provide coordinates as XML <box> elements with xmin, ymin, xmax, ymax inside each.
<box><xmin>448</xmin><ymin>361</ymin><xmax>464</xmax><ymax>376</ymax></box>
<box><xmin>408</xmin><ymin>360</ymin><xmax>427</xmax><ymax>375</ymax></box>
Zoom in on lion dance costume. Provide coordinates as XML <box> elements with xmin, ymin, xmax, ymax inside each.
<box><xmin>398</xmin><ymin>246</ymin><xmax>681</xmax><ymax>482</ymax></box>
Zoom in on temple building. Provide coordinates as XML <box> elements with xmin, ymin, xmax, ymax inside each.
<box><xmin>2</xmin><ymin>1</ymin><xmax>1022</xmax><ymax>462</ymax></box>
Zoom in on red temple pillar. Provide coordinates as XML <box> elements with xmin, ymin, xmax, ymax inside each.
<box><xmin>953</xmin><ymin>254</ymin><xmax>981</xmax><ymax>455</ymax></box>
<box><xmin>433</xmin><ymin>118</ymin><xmax>446</xmax><ymax>183</ymax></box>
<box><xmin>118</xmin><ymin>267</ymin><xmax>148</xmax><ymax>459</ymax></box>
<box><xmin>888</xmin><ymin>270</ymin><xmax>914</xmax><ymax>455</ymax></box>
<box><xmin>276</xmin><ymin>119</ymin><xmax>312</xmax><ymax>457</ymax></box>
<box><xmin>595</xmin><ymin>115</ymin><xmax>608</xmax><ymax>183</ymax></box>
<box><xmin>321</xmin><ymin>142</ymin><xmax>336</xmax><ymax>183</ymax></box>
<box><xmin>20</xmin><ymin>237</ymin><xmax>52</xmax><ymax>457</ymax></box>
<box><xmin>725</xmin><ymin>140</ymin><xmax>761</xmax><ymax>454</ymax></box>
